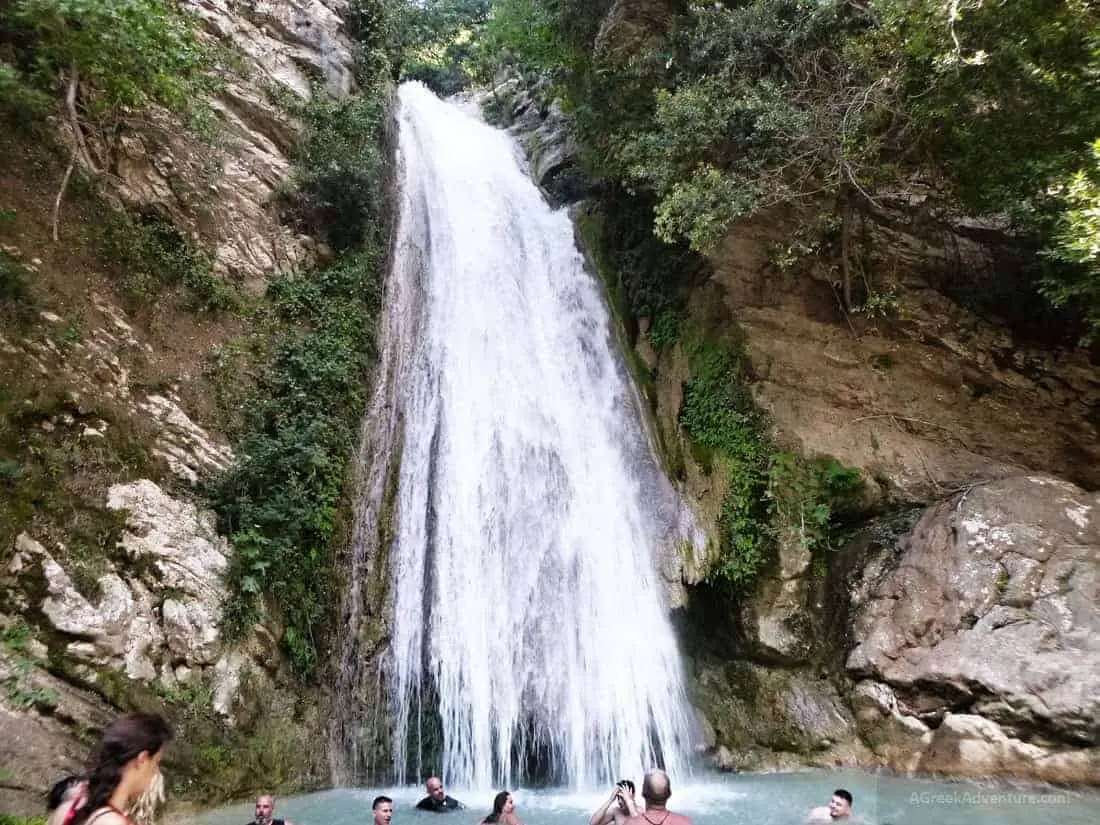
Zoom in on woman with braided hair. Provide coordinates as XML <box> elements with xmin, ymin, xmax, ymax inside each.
<box><xmin>48</xmin><ymin>714</ymin><xmax>173</xmax><ymax>825</ymax></box>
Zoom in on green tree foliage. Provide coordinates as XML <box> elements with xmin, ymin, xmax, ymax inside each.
<box><xmin>1044</xmin><ymin>139</ymin><xmax>1100</xmax><ymax>339</ymax></box>
<box><xmin>478</xmin><ymin>0</ymin><xmax>1100</xmax><ymax>334</ymax></box>
<box><xmin>392</xmin><ymin>0</ymin><xmax>493</xmax><ymax>93</ymax></box>
<box><xmin>873</xmin><ymin>0</ymin><xmax>1100</xmax><ymax>214</ymax></box>
<box><xmin>293</xmin><ymin>92</ymin><xmax>390</xmax><ymax>252</ymax></box>
<box><xmin>0</xmin><ymin>0</ymin><xmax>209</xmax><ymax>115</ymax></box>
<box><xmin>473</xmin><ymin>0</ymin><xmax>563</xmax><ymax>80</ymax></box>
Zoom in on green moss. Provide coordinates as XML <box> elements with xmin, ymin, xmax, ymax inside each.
<box><xmin>679</xmin><ymin>332</ymin><xmax>865</xmax><ymax>590</ymax></box>
<box><xmin>680</xmin><ymin>334</ymin><xmax>773</xmax><ymax>585</ymax></box>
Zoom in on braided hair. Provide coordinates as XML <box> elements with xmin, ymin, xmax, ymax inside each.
<box><xmin>69</xmin><ymin>714</ymin><xmax>173</xmax><ymax>825</ymax></box>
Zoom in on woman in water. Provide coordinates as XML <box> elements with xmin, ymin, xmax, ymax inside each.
<box><xmin>48</xmin><ymin>713</ymin><xmax>173</xmax><ymax>825</ymax></box>
<box><xmin>480</xmin><ymin>791</ymin><xmax>522</xmax><ymax>825</ymax></box>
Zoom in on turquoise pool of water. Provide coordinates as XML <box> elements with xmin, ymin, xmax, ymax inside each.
<box><xmin>190</xmin><ymin>771</ymin><xmax>1100</xmax><ymax>825</ymax></box>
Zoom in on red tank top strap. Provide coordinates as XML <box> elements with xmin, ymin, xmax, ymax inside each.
<box><xmin>61</xmin><ymin>792</ymin><xmax>86</xmax><ymax>825</ymax></box>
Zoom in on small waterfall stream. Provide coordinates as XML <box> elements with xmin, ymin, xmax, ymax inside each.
<box><xmin>332</xmin><ymin>83</ymin><xmax>700</xmax><ymax>791</ymax></box>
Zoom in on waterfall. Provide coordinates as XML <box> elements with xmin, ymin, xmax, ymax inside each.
<box><xmin>332</xmin><ymin>83</ymin><xmax>700</xmax><ymax>791</ymax></box>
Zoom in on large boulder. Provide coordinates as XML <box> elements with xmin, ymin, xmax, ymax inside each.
<box><xmin>847</xmin><ymin>475</ymin><xmax>1100</xmax><ymax>782</ymax></box>
<box><xmin>692</xmin><ymin>660</ymin><xmax>865</xmax><ymax>768</ymax></box>
<box><xmin>8</xmin><ymin>482</ymin><xmax>237</xmax><ymax>698</ymax></box>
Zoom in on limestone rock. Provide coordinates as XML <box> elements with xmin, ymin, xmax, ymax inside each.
<box><xmin>740</xmin><ymin>535</ymin><xmax>815</xmax><ymax>661</ymax></box>
<box><xmin>33</xmin><ymin>542</ymin><xmax>164</xmax><ymax>681</ymax></box>
<box><xmin>90</xmin><ymin>1</ymin><xmax>360</xmax><ymax>287</ymax></box>
<box><xmin>138</xmin><ymin>394</ymin><xmax>233</xmax><ymax>484</ymax></box>
<box><xmin>847</xmin><ymin>475</ymin><xmax>1100</xmax><ymax>780</ymax></box>
<box><xmin>212</xmin><ymin>651</ymin><xmax>249</xmax><ymax>723</ymax></box>
<box><xmin>850</xmin><ymin>680</ymin><xmax>931</xmax><ymax>773</ymax></box>
<box><xmin>699</xmin><ymin>209</ymin><xmax>1100</xmax><ymax>501</ymax></box>
<box><xmin>919</xmin><ymin>714</ymin><xmax>1100</xmax><ymax>784</ymax></box>
<box><xmin>524</xmin><ymin>102</ymin><xmax>588</xmax><ymax>207</ymax></box>
<box><xmin>107</xmin><ymin>480</ymin><xmax>229</xmax><ymax>603</ymax></box>
<box><xmin>694</xmin><ymin>661</ymin><xmax>859</xmax><ymax>758</ymax></box>
<box><xmin>187</xmin><ymin>0</ymin><xmax>356</xmax><ymax>98</ymax></box>
<box><xmin>107</xmin><ymin>480</ymin><xmax>229</xmax><ymax>666</ymax></box>
<box><xmin>13</xmin><ymin>481</ymin><xmax>231</xmax><ymax>683</ymax></box>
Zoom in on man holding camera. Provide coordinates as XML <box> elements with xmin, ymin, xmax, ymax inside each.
<box><xmin>590</xmin><ymin>780</ymin><xmax>641</xmax><ymax>825</ymax></box>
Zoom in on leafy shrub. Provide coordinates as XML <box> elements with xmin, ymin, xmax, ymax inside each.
<box><xmin>213</xmin><ymin>250</ymin><xmax>384</xmax><ymax>675</ymax></box>
<box><xmin>293</xmin><ymin>94</ymin><xmax>390</xmax><ymax>252</ymax></box>
<box><xmin>100</xmin><ymin>212</ymin><xmax>237</xmax><ymax>313</ymax></box>
<box><xmin>0</xmin><ymin>0</ymin><xmax>210</xmax><ymax>115</ymax></box>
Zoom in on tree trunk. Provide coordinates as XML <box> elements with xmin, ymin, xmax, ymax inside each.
<box><xmin>839</xmin><ymin>185</ymin><xmax>853</xmax><ymax>312</ymax></box>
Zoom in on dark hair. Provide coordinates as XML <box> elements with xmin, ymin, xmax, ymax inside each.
<box><xmin>372</xmin><ymin>796</ymin><xmax>393</xmax><ymax>810</ymax></box>
<box><xmin>484</xmin><ymin>791</ymin><xmax>510</xmax><ymax>824</ymax></box>
<box><xmin>834</xmin><ymin>789</ymin><xmax>853</xmax><ymax>806</ymax></box>
<box><xmin>70</xmin><ymin>714</ymin><xmax>173</xmax><ymax>825</ymax></box>
<box><xmin>47</xmin><ymin>775</ymin><xmax>83</xmax><ymax>811</ymax></box>
<box><xmin>616</xmin><ymin>780</ymin><xmax>635</xmax><ymax>795</ymax></box>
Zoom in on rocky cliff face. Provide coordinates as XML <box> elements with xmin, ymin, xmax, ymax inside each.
<box><xmin>848</xmin><ymin>475</ymin><xmax>1100</xmax><ymax>783</ymax></box>
<box><xmin>0</xmin><ymin>0</ymin><xmax>358</xmax><ymax>812</ymax></box>
<box><xmin>93</xmin><ymin>0</ymin><xmax>358</xmax><ymax>290</ymax></box>
<box><xmin>489</xmin><ymin>69</ymin><xmax>1100</xmax><ymax>785</ymax></box>
<box><xmin>676</xmin><ymin>206</ymin><xmax>1099</xmax><ymax>784</ymax></box>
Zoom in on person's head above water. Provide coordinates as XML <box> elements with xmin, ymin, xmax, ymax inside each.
<box><xmin>484</xmin><ymin>791</ymin><xmax>514</xmax><ymax>823</ymax></box>
<box><xmin>641</xmin><ymin>770</ymin><xmax>671</xmax><ymax>808</ymax></box>
<box><xmin>69</xmin><ymin>713</ymin><xmax>174</xmax><ymax>825</ymax></box>
<box><xmin>828</xmin><ymin>790</ymin><xmax>853</xmax><ymax>819</ymax></box>
<box><xmin>254</xmin><ymin>796</ymin><xmax>276</xmax><ymax>824</ymax></box>
<box><xmin>615</xmin><ymin>781</ymin><xmax>635</xmax><ymax>812</ymax></box>
<box><xmin>373</xmin><ymin>796</ymin><xmax>394</xmax><ymax>825</ymax></box>
<box><xmin>426</xmin><ymin>778</ymin><xmax>446</xmax><ymax>802</ymax></box>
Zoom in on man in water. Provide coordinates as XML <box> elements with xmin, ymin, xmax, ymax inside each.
<box><xmin>808</xmin><ymin>789</ymin><xmax>854</xmax><ymax>821</ymax></box>
<box><xmin>591</xmin><ymin>780</ymin><xmax>641</xmax><ymax>825</ymax></box>
<box><xmin>250</xmin><ymin>795</ymin><xmax>294</xmax><ymax>825</ymax></box>
<box><xmin>373</xmin><ymin>796</ymin><xmax>394</xmax><ymax>825</ymax></box>
<box><xmin>627</xmin><ymin>770</ymin><xmax>692</xmax><ymax>825</ymax></box>
<box><xmin>416</xmin><ymin>777</ymin><xmax>464</xmax><ymax>812</ymax></box>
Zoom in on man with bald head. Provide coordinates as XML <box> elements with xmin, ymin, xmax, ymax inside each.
<box><xmin>249</xmin><ymin>795</ymin><xmax>294</xmax><ymax>825</ymax></box>
<box><xmin>415</xmin><ymin>777</ymin><xmax>463</xmax><ymax>812</ymax></box>
<box><xmin>626</xmin><ymin>770</ymin><xmax>692</xmax><ymax>825</ymax></box>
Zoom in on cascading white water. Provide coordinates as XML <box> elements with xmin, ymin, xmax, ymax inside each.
<box><xmin>386</xmin><ymin>83</ymin><xmax>699</xmax><ymax>790</ymax></box>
